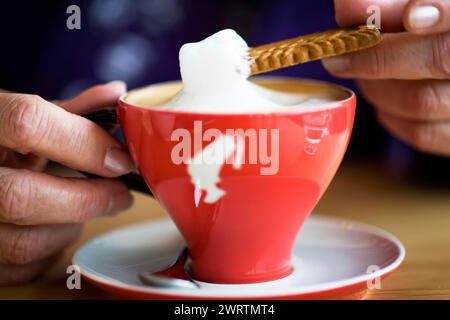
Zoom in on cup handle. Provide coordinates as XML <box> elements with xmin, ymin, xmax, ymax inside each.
<box><xmin>83</xmin><ymin>108</ymin><xmax>118</xmax><ymax>124</ymax></box>
<box><xmin>82</xmin><ymin>108</ymin><xmax>153</xmax><ymax>196</ymax></box>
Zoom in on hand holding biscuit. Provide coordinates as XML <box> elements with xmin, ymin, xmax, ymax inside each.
<box><xmin>324</xmin><ymin>0</ymin><xmax>450</xmax><ymax>157</ymax></box>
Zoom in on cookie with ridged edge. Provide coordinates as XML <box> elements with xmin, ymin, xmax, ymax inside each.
<box><xmin>249</xmin><ymin>25</ymin><xmax>382</xmax><ymax>75</ymax></box>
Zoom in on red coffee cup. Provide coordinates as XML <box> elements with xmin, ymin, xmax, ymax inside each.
<box><xmin>118</xmin><ymin>77</ymin><xmax>356</xmax><ymax>284</ymax></box>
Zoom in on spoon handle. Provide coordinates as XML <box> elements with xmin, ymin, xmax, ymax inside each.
<box><xmin>138</xmin><ymin>247</ymin><xmax>200</xmax><ymax>289</ymax></box>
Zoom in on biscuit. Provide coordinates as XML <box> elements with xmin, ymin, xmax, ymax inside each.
<box><xmin>249</xmin><ymin>25</ymin><xmax>382</xmax><ymax>75</ymax></box>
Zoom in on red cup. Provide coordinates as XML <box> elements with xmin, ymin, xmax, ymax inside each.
<box><xmin>118</xmin><ymin>77</ymin><xmax>356</xmax><ymax>284</ymax></box>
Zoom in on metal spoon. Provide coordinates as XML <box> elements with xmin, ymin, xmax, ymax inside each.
<box><xmin>138</xmin><ymin>248</ymin><xmax>200</xmax><ymax>289</ymax></box>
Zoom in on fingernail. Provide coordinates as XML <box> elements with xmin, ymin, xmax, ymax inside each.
<box><xmin>408</xmin><ymin>5</ymin><xmax>440</xmax><ymax>30</ymax></box>
<box><xmin>322</xmin><ymin>56</ymin><xmax>350</xmax><ymax>72</ymax></box>
<box><xmin>108</xmin><ymin>192</ymin><xmax>134</xmax><ymax>215</ymax></box>
<box><xmin>104</xmin><ymin>147</ymin><xmax>134</xmax><ymax>175</ymax></box>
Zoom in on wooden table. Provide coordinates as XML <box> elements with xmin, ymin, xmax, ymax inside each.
<box><xmin>1</xmin><ymin>160</ymin><xmax>449</xmax><ymax>300</ymax></box>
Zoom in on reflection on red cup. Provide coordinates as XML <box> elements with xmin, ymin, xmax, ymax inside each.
<box><xmin>118</xmin><ymin>77</ymin><xmax>356</xmax><ymax>284</ymax></box>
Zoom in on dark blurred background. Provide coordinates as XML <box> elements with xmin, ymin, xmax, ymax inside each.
<box><xmin>0</xmin><ymin>0</ymin><xmax>449</xmax><ymax>186</ymax></box>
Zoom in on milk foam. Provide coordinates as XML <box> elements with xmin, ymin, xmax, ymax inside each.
<box><xmin>162</xmin><ymin>29</ymin><xmax>331</xmax><ymax>113</ymax></box>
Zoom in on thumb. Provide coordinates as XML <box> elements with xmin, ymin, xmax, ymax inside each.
<box><xmin>334</xmin><ymin>0</ymin><xmax>409</xmax><ymax>32</ymax></box>
<box><xmin>60</xmin><ymin>81</ymin><xmax>127</xmax><ymax>115</ymax></box>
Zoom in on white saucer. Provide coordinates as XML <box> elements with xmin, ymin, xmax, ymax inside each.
<box><xmin>73</xmin><ymin>215</ymin><xmax>405</xmax><ymax>299</ymax></box>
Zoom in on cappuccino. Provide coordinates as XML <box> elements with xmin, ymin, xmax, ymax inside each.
<box><xmin>161</xmin><ymin>29</ymin><xmax>332</xmax><ymax>113</ymax></box>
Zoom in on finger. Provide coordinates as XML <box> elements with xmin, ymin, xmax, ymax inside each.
<box><xmin>334</xmin><ymin>0</ymin><xmax>408</xmax><ymax>31</ymax></box>
<box><xmin>0</xmin><ymin>147</ymin><xmax>48</xmax><ymax>171</ymax></box>
<box><xmin>0</xmin><ymin>224</ymin><xmax>81</xmax><ymax>264</ymax></box>
<box><xmin>0</xmin><ymin>167</ymin><xmax>133</xmax><ymax>225</ymax></box>
<box><xmin>0</xmin><ymin>254</ymin><xmax>59</xmax><ymax>285</ymax></box>
<box><xmin>404</xmin><ymin>0</ymin><xmax>450</xmax><ymax>35</ymax></box>
<box><xmin>358</xmin><ymin>79</ymin><xmax>450</xmax><ymax>121</ymax></box>
<box><xmin>377</xmin><ymin>111</ymin><xmax>450</xmax><ymax>156</ymax></box>
<box><xmin>0</xmin><ymin>93</ymin><xmax>133</xmax><ymax>177</ymax></box>
<box><xmin>60</xmin><ymin>81</ymin><xmax>126</xmax><ymax>115</ymax></box>
<box><xmin>322</xmin><ymin>32</ymin><xmax>450</xmax><ymax>80</ymax></box>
